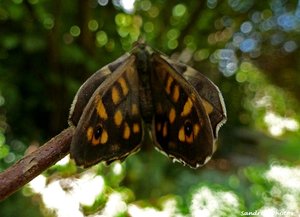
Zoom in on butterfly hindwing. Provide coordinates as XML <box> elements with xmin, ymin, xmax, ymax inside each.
<box><xmin>70</xmin><ymin>55</ymin><xmax>143</xmax><ymax>167</ymax></box>
<box><xmin>150</xmin><ymin>53</ymin><xmax>214</xmax><ymax>168</ymax></box>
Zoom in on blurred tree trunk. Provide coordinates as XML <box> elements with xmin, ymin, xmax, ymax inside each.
<box><xmin>78</xmin><ymin>0</ymin><xmax>95</xmax><ymax>55</ymax></box>
<box><xmin>47</xmin><ymin>0</ymin><xmax>67</xmax><ymax>135</ymax></box>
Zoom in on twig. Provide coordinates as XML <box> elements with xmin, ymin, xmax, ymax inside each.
<box><xmin>0</xmin><ymin>127</ymin><xmax>74</xmax><ymax>201</ymax></box>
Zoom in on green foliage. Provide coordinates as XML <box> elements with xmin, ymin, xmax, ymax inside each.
<box><xmin>18</xmin><ymin>155</ymin><xmax>300</xmax><ymax>216</ymax></box>
<box><xmin>1</xmin><ymin>0</ymin><xmax>300</xmax><ymax>216</ymax></box>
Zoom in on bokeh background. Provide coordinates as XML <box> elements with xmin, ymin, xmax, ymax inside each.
<box><xmin>1</xmin><ymin>0</ymin><xmax>300</xmax><ymax>216</ymax></box>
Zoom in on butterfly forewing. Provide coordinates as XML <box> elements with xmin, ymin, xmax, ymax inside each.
<box><xmin>70</xmin><ymin>55</ymin><xmax>143</xmax><ymax>167</ymax></box>
<box><xmin>150</xmin><ymin>53</ymin><xmax>214</xmax><ymax>168</ymax></box>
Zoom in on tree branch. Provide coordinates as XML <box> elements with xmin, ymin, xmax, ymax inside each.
<box><xmin>0</xmin><ymin>127</ymin><xmax>74</xmax><ymax>201</ymax></box>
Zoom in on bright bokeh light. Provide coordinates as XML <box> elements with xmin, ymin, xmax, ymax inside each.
<box><xmin>259</xmin><ymin>165</ymin><xmax>300</xmax><ymax>216</ymax></box>
<box><xmin>29</xmin><ymin>172</ymin><xmax>104</xmax><ymax>217</ymax></box>
<box><xmin>98</xmin><ymin>0</ymin><xmax>108</xmax><ymax>6</ymax></box>
<box><xmin>70</xmin><ymin>25</ymin><xmax>81</xmax><ymax>37</ymax></box>
<box><xmin>112</xmin><ymin>162</ymin><xmax>122</xmax><ymax>175</ymax></box>
<box><xmin>266</xmin><ymin>165</ymin><xmax>300</xmax><ymax>192</ymax></box>
<box><xmin>190</xmin><ymin>186</ymin><xmax>240</xmax><ymax>217</ymax></box>
<box><xmin>75</xmin><ymin>173</ymin><xmax>104</xmax><ymax>206</ymax></box>
<box><xmin>212</xmin><ymin>49</ymin><xmax>238</xmax><ymax>76</ymax></box>
<box><xmin>42</xmin><ymin>180</ymin><xmax>82</xmax><ymax>217</ymax></box>
<box><xmin>120</xmin><ymin>0</ymin><xmax>136</xmax><ymax>13</ymax></box>
<box><xmin>264</xmin><ymin>111</ymin><xmax>299</xmax><ymax>136</ymax></box>
<box><xmin>29</xmin><ymin>174</ymin><xmax>46</xmax><ymax>193</ymax></box>
<box><xmin>56</xmin><ymin>155</ymin><xmax>70</xmax><ymax>166</ymax></box>
<box><xmin>172</xmin><ymin>4</ymin><xmax>187</xmax><ymax>17</ymax></box>
<box><xmin>101</xmin><ymin>193</ymin><xmax>127</xmax><ymax>216</ymax></box>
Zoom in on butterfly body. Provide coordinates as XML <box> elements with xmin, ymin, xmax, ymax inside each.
<box><xmin>69</xmin><ymin>43</ymin><xmax>226</xmax><ymax>168</ymax></box>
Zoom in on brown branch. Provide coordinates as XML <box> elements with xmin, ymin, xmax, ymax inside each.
<box><xmin>0</xmin><ymin>127</ymin><xmax>74</xmax><ymax>201</ymax></box>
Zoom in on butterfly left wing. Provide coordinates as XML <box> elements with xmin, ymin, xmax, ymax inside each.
<box><xmin>70</xmin><ymin>55</ymin><xmax>143</xmax><ymax>167</ymax></box>
<box><xmin>69</xmin><ymin>53</ymin><xmax>130</xmax><ymax>126</ymax></box>
<box><xmin>150</xmin><ymin>53</ymin><xmax>214</xmax><ymax>168</ymax></box>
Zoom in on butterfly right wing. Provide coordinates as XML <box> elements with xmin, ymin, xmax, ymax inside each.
<box><xmin>161</xmin><ymin>57</ymin><xmax>227</xmax><ymax>139</ymax></box>
<box><xmin>150</xmin><ymin>53</ymin><xmax>215</xmax><ymax>168</ymax></box>
<box><xmin>180</xmin><ymin>65</ymin><xmax>226</xmax><ymax>139</ymax></box>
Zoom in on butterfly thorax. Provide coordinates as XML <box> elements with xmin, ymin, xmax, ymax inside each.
<box><xmin>133</xmin><ymin>45</ymin><xmax>154</xmax><ymax>123</ymax></box>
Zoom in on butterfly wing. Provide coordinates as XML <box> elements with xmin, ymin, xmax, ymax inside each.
<box><xmin>69</xmin><ymin>53</ymin><xmax>130</xmax><ymax>126</ymax></box>
<box><xmin>181</xmin><ymin>67</ymin><xmax>227</xmax><ymax>139</ymax></box>
<box><xmin>70</xmin><ymin>55</ymin><xmax>143</xmax><ymax>167</ymax></box>
<box><xmin>160</xmin><ymin>57</ymin><xmax>227</xmax><ymax>139</ymax></box>
<box><xmin>150</xmin><ymin>53</ymin><xmax>214</xmax><ymax>168</ymax></box>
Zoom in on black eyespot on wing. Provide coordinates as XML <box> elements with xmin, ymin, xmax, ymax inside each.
<box><xmin>94</xmin><ymin>125</ymin><xmax>103</xmax><ymax>140</ymax></box>
<box><xmin>184</xmin><ymin>120</ymin><xmax>193</xmax><ymax>137</ymax></box>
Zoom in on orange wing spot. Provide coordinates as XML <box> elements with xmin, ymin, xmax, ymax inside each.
<box><xmin>165</xmin><ymin>76</ymin><xmax>173</xmax><ymax>95</ymax></box>
<box><xmin>178</xmin><ymin>126</ymin><xmax>185</xmax><ymax>142</ymax></box>
<box><xmin>131</xmin><ymin>103</ymin><xmax>139</xmax><ymax>115</ymax></box>
<box><xmin>185</xmin><ymin>133</ymin><xmax>194</xmax><ymax>144</ymax></box>
<box><xmin>202</xmin><ymin>99</ymin><xmax>214</xmax><ymax>115</ymax></box>
<box><xmin>133</xmin><ymin>123</ymin><xmax>140</xmax><ymax>133</ymax></box>
<box><xmin>181</xmin><ymin>97</ymin><xmax>193</xmax><ymax>117</ymax></box>
<box><xmin>92</xmin><ymin>138</ymin><xmax>99</xmax><ymax>145</ymax></box>
<box><xmin>193</xmin><ymin>123</ymin><xmax>201</xmax><ymax>137</ymax></box>
<box><xmin>162</xmin><ymin>122</ymin><xmax>168</xmax><ymax>137</ymax></box>
<box><xmin>86</xmin><ymin>127</ymin><xmax>93</xmax><ymax>141</ymax></box>
<box><xmin>96</xmin><ymin>99</ymin><xmax>108</xmax><ymax>120</ymax></box>
<box><xmin>100</xmin><ymin>129</ymin><xmax>108</xmax><ymax>144</ymax></box>
<box><xmin>118</xmin><ymin>77</ymin><xmax>129</xmax><ymax>96</ymax></box>
<box><xmin>172</xmin><ymin>85</ymin><xmax>180</xmax><ymax>103</ymax></box>
<box><xmin>123</xmin><ymin>122</ymin><xmax>131</xmax><ymax>140</ymax></box>
<box><xmin>168</xmin><ymin>108</ymin><xmax>176</xmax><ymax>124</ymax></box>
<box><xmin>112</xmin><ymin>86</ymin><xmax>121</xmax><ymax>105</ymax></box>
<box><xmin>114</xmin><ymin>110</ymin><xmax>123</xmax><ymax>126</ymax></box>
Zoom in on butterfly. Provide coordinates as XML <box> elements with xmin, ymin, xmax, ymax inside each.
<box><xmin>68</xmin><ymin>43</ymin><xmax>227</xmax><ymax>168</ymax></box>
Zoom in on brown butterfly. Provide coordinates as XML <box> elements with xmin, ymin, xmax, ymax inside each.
<box><xmin>68</xmin><ymin>43</ymin><xmax>226</xmax><ymax>168</ymax></box>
